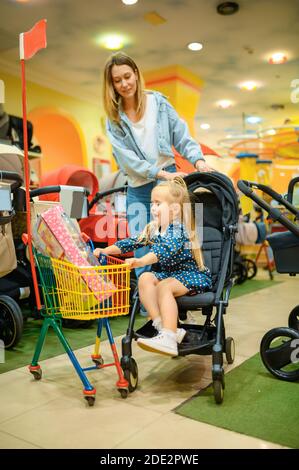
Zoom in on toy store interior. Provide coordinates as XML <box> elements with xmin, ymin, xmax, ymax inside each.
<box><xmin>0</xmin><ymin>0</ymin><xmax>299</xmax><ymax>452</ymax></box>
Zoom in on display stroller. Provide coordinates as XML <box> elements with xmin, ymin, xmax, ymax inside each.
<box><xmin>121</xmin><ymin>171</ymin><xmax>239</xmax><ymax>404</ymax></box>
<box><xmin>237</xmin><ymin>177</ymin><xmax>299</xmax><ymax>382</ymax></box>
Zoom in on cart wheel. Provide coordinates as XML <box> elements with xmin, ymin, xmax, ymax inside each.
<box><xmin>118</xmin><ymin>388</ymin><xmax>129</xmax><ymax>399</ymax></box>
<box><xmin>123</xmin><ymin>358</ymin><xmax>138</xmax><ymax>393</ymax></box>
<box><xmin>0</xmin><ymin>295</ymin><xmax>23</xmax><ymax>349</ymax></box>
<box><xmin>30</xmin><ymin>369</ymin><xmax>42</xmax><ymax>380</ymax></box>
<box><xmin>288</xmin><ymin>306</ymin><xmax>299</xmax><ymax>331</ymax></box>
<box><xmin>260</xmin><ymin>327</ymin><xmax>299</xmax><ymax>382</ymax></box>
<box><xmin>244</xmin><ymin>259</ymin><xmax>257</xmax><ymax>280</ymax></box>
<box><xmin>213</xmin><ymin>379</ymin><xmax>224</xmax><ymax>404</ymax></box>
<box><xmin>92</xmin><ymin>357</ymin><xmax>104</xmax><ymax>367</ymax></box>
<box><xmin>225</xmin><ymin>337</ymin><xmax>235</xmax><ymax>364</ymax></box>
<box><xmin>85</xmin><ymin>396</ymin><xmax>95</xmax><ymax>407</ymax></box>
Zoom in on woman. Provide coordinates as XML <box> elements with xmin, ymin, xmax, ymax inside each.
<box><xmin>103</xmin><ymin>52</ymin><xmax>211</xmax><ymax>314</ymax></box>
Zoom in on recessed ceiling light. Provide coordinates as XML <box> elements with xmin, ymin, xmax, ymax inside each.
<box><xmin>246</xmin><ymin>115</ymin><xmax>262</xmax><ymax>124</ymax></box>
<box><xmin>187</xmin><ymin>42</ymin><xmax>203</xmax><ymax>51</ymax></box>
<box><xmin>265</xmin><ymin>129</ymin><xmax>276</xmax><ymax>135</ymax></box>
<box><xmin>200</xmin><ymin>123</ymin><xmax>210</xmax><ymax>130</ymax></box>
<box><xmin>268</xmin><ymin>52</ymin><xmax>287</xmax><ymax>64</ymax></box>
<box><xmin>239</xmin><ymin>81</ymin><xmax>258</xmax><ymax>91</ymax></box>
<box><xmin>98</xmin><ymin>34</ymin><xmax>125</xmax><ymax>50</ymax></box>
<box><xmin>217</xmin><ymin>99</ymin><xmax>233</xmax><ymax>109</ymax></box>
<box><xmin>122</xmin><ymin>0</ymin><xmax>138</xmax><ymax>4</ymax></box>
<box><xmin>217</xmin><ymin>2</ymin><xmax>239</xmax><ymax>15</ymax></box>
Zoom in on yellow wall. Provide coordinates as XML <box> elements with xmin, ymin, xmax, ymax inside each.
<box><xmin>0</xmin><ymin>70</ymin><xmax>107</xmax><ymax>172</ymax></box>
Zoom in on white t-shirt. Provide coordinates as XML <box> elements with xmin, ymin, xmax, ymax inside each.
<box><xmin>129</xmin><ymin>94</ymin><xmax>173</xmax><ymax>186</ymax></box>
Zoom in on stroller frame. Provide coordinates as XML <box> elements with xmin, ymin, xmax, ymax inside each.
<box><xmin>238</xmin><ymin>178</ymin><xmax>299</xmax><ymax>382</ymax></box>
<box><xmin>120</xmin><ymin>172</ymin><xmax>239</xmax><ymax>404</ymax></box>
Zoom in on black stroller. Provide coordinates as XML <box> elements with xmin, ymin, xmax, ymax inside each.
<box><xmin>238</xmin><ymin>177</ymin><xmax>299</xmax><ymax>382</ymax></box>
<box><xmin>120</xmin><ymin>171</ymin><xmax>239</xmax><ymax>404</ymax></box>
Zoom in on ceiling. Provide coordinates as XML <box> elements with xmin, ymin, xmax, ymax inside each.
<box><xmin>0</xmin><ymin>0</ymin><xmax>299</xmax><ymax>152</ymax></box>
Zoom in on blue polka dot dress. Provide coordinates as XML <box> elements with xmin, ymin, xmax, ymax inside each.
<box><xmin>115</xmin><ymin>223</ymin><xmax>212</xmax><ymax>293</ymax></box>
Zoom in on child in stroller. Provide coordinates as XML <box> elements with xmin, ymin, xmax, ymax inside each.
<box><xmin>94</xmin><ymin>177</ymin><xmax>212</xmax><ymax>357</ymax></box>
<box><xmin>95</xmin><ymin>171</ymin><xmax>239</xmax><ymax>403</ymax></box>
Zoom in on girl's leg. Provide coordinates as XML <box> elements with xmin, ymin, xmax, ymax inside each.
<box><xmin>157</xmin><ymin>278</ymin><xmax>189</xmax><ymax>332</ymax></box>
<box><xmin>137</xmin><ymin>278</ymin><xmax>188</xmax><ymax>356</ymax></box>
<box><xmin>138</xmin><ymin>272</ymin><xmax>160</xmax><ymax>321</ymax></box>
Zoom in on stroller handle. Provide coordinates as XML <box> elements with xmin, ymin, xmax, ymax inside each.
<box><xmin>0</xmin><ymin>170</ymin><xmax>23</xmax><ymax>192</ymax></box>
<box><xmin>237</xmin><ymin>180</ymin><xmax>299</xmax><ymax>238</ymax></box>
<box><xmin>30</xmin><ymin>185</ymin><xmax>90</xmax><ymax>199</ymax></box>
<box><xmin>287</xmin><ymin>176</ymin><xmax>299</xmax><ymax>204</ymax></box>
<box><xmin>88</xmin><ymin>185</ymin><xmax>127</xmax><ymax>211</ymax></box>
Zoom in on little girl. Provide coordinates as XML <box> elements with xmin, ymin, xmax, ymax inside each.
<box><xmin>94</xmin><ymin>177</ymin><xmax>212</xmax><ymax>357</ymax></box>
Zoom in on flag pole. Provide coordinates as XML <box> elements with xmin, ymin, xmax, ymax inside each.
<box><xmin>20</xmin><ymin>58</ymin><xmax>41</xmax><ymax>310</ymax></box>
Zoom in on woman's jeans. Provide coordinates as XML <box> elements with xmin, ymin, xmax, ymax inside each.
<box><xmin>126</xmin><ymin>164</ymin><xmax>177</xmax><ymax>314</ymax></box>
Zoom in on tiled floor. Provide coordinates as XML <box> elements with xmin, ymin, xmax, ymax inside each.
<box><xmin>0</xmin><ymin>272</ymin><xmax>297</xmax><ymax>449</ymax></box>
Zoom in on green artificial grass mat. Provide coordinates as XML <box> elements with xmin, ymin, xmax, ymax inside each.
<box><xmin>0</xmin><ymin>278</ymin><xmax>280</xmax><ymax>374</ymax></box>
<box><xmin>175</xmin><ymin>352</ymin><xmax>299</xmax><ymax>449</ymax></box>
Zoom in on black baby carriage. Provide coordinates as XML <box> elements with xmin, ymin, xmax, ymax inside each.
<box><xmin>120</xmin><ymin>171</ymin><xmax>239</xmax><ymax>404</ymax></box>
<box><xmin>237</xmin><ymin>177</ymin><xmax>299</xmax><ymax>382</ymax></box>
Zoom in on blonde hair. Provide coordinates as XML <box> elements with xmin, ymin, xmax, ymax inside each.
<box><xmin>138</xmin><ymin>177</ymin><xmax>205</xmax><ymax>270</ymax></box>
<box><xmin>103</xmin><ymin>52</ymin><xmax>146</xmax><ymax>123</ymax></box>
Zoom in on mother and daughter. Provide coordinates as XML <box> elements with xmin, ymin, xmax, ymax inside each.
<box><xmin>93</xmin><ymin>51</ymin><xmax>212</xmax><ymax>357</ymax></box>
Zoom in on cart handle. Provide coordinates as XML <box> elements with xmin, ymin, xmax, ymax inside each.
<box><xmin>237</xmin><ymin>180</ymin><xmax>299</xmax><ymax>237</ymax></box>
<box><xmin>88</xmin><ymin>185</ymin><xmax>127</xmax><ymax>211</ymax></box>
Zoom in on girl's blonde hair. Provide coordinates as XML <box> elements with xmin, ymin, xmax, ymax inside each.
<box><xmin>103</xmin><ymin>52</ymin><xmax>146</xmax><ymax>123</ymax></box>
<box><xmin>138</xmin><ymin>177</ymin><xmax>205</xmax><ymax>270</ymax></box>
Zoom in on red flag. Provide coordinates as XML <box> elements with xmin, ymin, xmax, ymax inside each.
<box><xmin>19</xmin><ymin>19</ymin><xmax>47</xmax><ymax>60</ymax></box>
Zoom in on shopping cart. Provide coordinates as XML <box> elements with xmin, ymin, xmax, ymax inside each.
<box><xmin>27</xmin><ymin>244</ymin><xmax>131</xmax><ymax>406</ymax></box>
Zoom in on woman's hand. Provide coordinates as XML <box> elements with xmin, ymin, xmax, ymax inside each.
<box><xmin>161</xmin><ymin>170</ymin><xmax>188</xmax><ymax>181</ymax></box>
<box><xmin>195</xmin><ymin>160</ymin><xmax>214</xmax><ymax>172</ymax></box>
<box><xmin>126</xmin><ymin>257</ymin><xmax>145</xmax><ymax>269</ymax></box>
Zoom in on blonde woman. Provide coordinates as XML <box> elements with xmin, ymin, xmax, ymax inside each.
<box><xmin>94</xmin><ymin>178</ymin><xmax>212</xmax><ymax>357</ymax></box>
<box><xmin>102</xmin><ymin>52</ymin><xmax>211</xmax><ymax>317</ymax></box>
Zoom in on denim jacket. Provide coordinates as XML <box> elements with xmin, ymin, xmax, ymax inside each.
<box><xmin>106</xmin><ymin>91</ymin><xmax>205</xmax><ymax>183</ymax></box>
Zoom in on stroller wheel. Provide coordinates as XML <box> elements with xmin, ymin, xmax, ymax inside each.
<box><xmin>260</xmin><ymin>327</ymin><xmax>299</xmax><ymax>382</ymax></box>
<box><xmin>288</xmin><ymin>306</ymin><xmax>299</xmax><ymax>331</ymax></box>
<box><xmin>123</xmin><ymin>357</ymin><xmax>138</xmax><ymax>393</ymax></box>
<box><xmin>0</xmin><ymin>295</ymin><xmax>23</xmax><ymax>349</ymax></box>
<box><xmin>233</xmin><ymin>260</ymin><xmax>248</xmax><ymax>284</ymax></box>
<box><xmin>213</xmin><ymin>379</ymin><xmax>224</xmax><ymax>404</ymax></box>
<box><xmin>225</xmin><ymin>337</ymin><xmax>235</xmax><ymax>364</ymax></box>
<box><xmin>244</xmin><ymin>259</ymin><xmax>257</xmax><ymax>280</ymax></box>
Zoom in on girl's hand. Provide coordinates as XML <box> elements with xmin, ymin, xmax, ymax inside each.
<box><xmin>195</xmin><ymin>160</ymin><xmax>214</xmax><ymax>172</ymax></box>
<box><xmin>126</xmin><ymin>258</ymin><xmax>144</xmax><ymax>269</ymax></box>
<box><xmin>93</xmin><ymin>247</ymin><xmax>106</xmax><ymax>258</ymax></box>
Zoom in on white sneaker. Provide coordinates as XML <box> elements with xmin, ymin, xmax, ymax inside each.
<box><xmin>153</xmin><ymin>318</ymin><xmax>186</xmax><ymax>344</ymax></box>
<box><xmin>176</xmin><ymin>328</ymin><xmax>187</xmax><ymax>344</ymax></box>
<box><xmin>137</xmin><ymin>331</ymin><xmax>178</xmax><ymax>357</ymax></box>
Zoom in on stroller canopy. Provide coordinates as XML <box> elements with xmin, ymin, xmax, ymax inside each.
<box><xmin>184</xmin><ymin>171</ymin><xmax>239</xmax><ymax>230</ymax></box>
<box><xmin>39</xmin><ymin>165</ymin><xmax>99</xmax><ymax>202</ymax></box>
